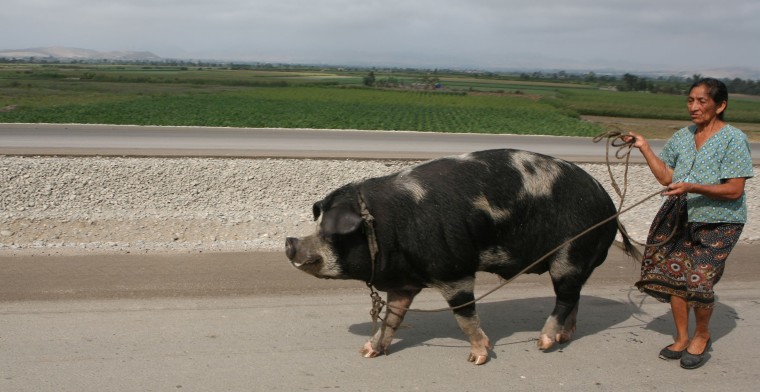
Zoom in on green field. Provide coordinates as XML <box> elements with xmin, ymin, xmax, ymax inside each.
<box><xmin>2</xmin><ymin>64</ymin><xmax>759</xmax><ymax>138</ymax></box>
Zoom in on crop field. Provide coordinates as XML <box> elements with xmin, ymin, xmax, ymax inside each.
<box><xmin>549</xmin><ymin>88</ymin><xmax>760</xmax><ymax>124</ymax></box>
<box><xmin>1</xmin><ymin>64</ymin><xmax>759</xmax><ymax>139</ymax></box>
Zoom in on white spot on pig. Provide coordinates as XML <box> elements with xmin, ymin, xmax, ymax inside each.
<box><xmin>450</xmin><ymin>152</ymin><xmax>478</xmax><ymax>162</ymax></box>
<box><xmin>433</xmin><ymin>276</ymin><xmax>475</xmax><ymax>301</ymax></box>
<box><xmin>394</xmin><ymin>153</ymin><xmax>483</xmax><ymax>203</ymax></box>
<box><xmin>314</xmin><ymin>245</ymin><xmax>342</xmax><ymax>278</ymax></box>
<box><xmin>510</xmin><ymin>151</ymin><xmax>564</xmax><ymax>198</ymax></box>
<box><xmin>427</xmin><ymin>153</ymin><xmax>478</xmax><ymax>164</ymax></box>
<box><xmin>548</xmin><ymin>246</ymin><xmax>577</xmax><ymax>279</ymax></box>
<box><xmin>478</xmin><ymin>246</ymin><xmax>513</xmax><ymax>270</ymax></box>
<box><xmin>539</xmin><ymin>315</ymin><xmax>561</xmax><ymax>350</ymax></box>
<box><xmin>473</xmin><ymin>194</ymin><xmax>511</xmax><ymax>222</ymax></box>
<box><xmin>394</xmin><ymin>169</ymin><xmax>427</xmax><ymax>202</ymax></box>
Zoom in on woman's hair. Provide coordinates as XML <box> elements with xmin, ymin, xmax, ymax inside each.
<box><xmin>690</xmin><ymin>77</ymin><xmax>728</xmax><ymax>120</ymax></box>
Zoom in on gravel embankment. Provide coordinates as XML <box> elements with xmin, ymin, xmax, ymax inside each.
<box><xmin>1</xmin><ymin>155</ymin><xmax>758</xmax><ymax>256</ymax></box>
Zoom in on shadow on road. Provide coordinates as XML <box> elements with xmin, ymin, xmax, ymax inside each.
<box><xmin>347</xmin><ymin>293</ymin><xmax>739</xmax><ymax>357</ymax></box>
<box><xmin>643</xmin><ymin>301</ymin><xmax>740</xmax><ymax>344</ymax></box>
<box><xmin>348</xmin><ymin>295</ymin><xmax>628</xmax><ymax>353</ymax></box>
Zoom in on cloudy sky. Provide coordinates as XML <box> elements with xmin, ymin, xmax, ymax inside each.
<box><xmin>3</xmin><ymin>0</ymin><xmax>759</xmax><ymax>73</ymax></box>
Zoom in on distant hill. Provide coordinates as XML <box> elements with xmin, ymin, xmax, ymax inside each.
<box><xmin>0</xmin><ymin>46</ymin><xmax>161</xmax><ymax>61</ymax></box>
<box><xmin>690</xmin><ymin>67</ymin><xmax>760</xmax><ymax>81</ymax></box>
<box><xmin>656</xmin><ymin>67</ymin><xmax>760</xmax><ymax>81</ymax></box>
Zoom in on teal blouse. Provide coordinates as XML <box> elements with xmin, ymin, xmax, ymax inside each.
<box><xmin>659</xmin><ymin>124</ymin><xmax>754</xmax><ymax>223</ymax></box>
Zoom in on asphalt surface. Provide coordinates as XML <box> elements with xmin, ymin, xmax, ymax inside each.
<box><xmin>2</xmin><ymin>124</ymin><xmax>760</xmax><ymax>391</ymax></box>
<box><xmin>2</xmin><ymin>246</ymin><xmax>760</xmax><ymax>391</ymax></box>
<box><xmin>0</xmin><ymin>122</ymin><xmax>664</xmax><ymax>162</ymax></box>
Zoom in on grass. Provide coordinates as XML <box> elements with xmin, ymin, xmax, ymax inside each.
<box><xmin>0</xmin><ymin>86</ymin><xmax>602</xmax><ymax>136</ymax></box>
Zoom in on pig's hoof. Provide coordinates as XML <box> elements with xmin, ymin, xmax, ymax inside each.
<box><xmin>557</xmin><ymin>324</ymin><xmax>576</xmax><ymax>343</ymax></box>
<box><xmin>360</xmin><ymin>341</ymin><xmax>384</xmax><ymax>358</ymax></box>
<box><xmin>537</xmin><ymin>334</ymin><xmax>555</xmax><ymax>350</ymax></box>
<box><xmin>556</xmin><ymin>331</ymin><xmax>574</xmax><ymax>343</ymax></box>
<box><xmin>467</xmin><ymin>353</ymin><xmax>489</xmax><ymax>365</ymax></box>
<box><xmin>467</xmin><ymin>339</ymin><xmax>491</xmax><ymax>365</ymax></box>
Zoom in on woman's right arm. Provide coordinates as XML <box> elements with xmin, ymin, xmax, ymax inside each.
<box><xmin>625</xmin><ymin>131</ymin><xmax>673</xmax><ymax>186</ymax></box>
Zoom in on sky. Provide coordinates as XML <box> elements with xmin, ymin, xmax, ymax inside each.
<box><xmin>3</xmin><ymin>0</ymin><xmax>760</xmax><ymax>74</ymax></box>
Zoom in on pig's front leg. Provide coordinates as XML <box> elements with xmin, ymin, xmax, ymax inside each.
<box><xmin>439</xmin><ymin>277</ymin><xmax>492</xmax><ymax>365</ymax></box>
<box><xmin>360</xmin><ymin>289</ymin><xmax>421</xmax><ymax>358</ymax></box>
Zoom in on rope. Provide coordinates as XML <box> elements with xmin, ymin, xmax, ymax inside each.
<box><xmin>592</xmin><ymin>131</ymin><xmax>680</xmax><ymax>248</ymax></box>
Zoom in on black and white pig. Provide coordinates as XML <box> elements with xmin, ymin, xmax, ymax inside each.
<box><xmin>285</xmin><ymin>148</ymin><xmax>638</xmax><ymax>365</ymax></box>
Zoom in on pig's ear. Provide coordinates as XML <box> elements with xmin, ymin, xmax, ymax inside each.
<box><xmin>312</xmin><ymin>201</ymin><xmax>323</xmax><ymax>221</ymax></box>
<box><xmin>320</xmin><ymin>205</ymin><xmax>364</xmax><ymax>236</ymax></box>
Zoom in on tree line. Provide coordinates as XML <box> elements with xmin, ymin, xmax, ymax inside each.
<box><xmin>616</xmin><ymin>73</ymin><xmax>760</xmax><ymax>96</ymax></box>
<box><xmin>519</xmin><ymin>71</ymin><xmax>760</xmax><ymax>96</ymax></box>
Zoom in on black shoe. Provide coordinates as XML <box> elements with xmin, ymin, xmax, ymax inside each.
<box><xmin>659</xmin><ymin>345</ymin><xmax>685</xmax><ymax>360</ymax></box>
<box><xmin>680</xmin><ymin>339</ymin><xmax>712</xmax><ymax>369</ymax></box>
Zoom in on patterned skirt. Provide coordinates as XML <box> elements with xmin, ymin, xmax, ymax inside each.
<box><xmin>635</xmin><ymin>194</ymin><xmax>743</xmax><ymax>309</ymax></box>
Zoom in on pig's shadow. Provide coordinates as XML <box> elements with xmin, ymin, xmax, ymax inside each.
<box><xmin>349</xmin><ymin>294</ymin><xmax>739</xmax><ymax>356</ymax></box>
<box><xmin>349</xmin><ymin>295</ymin><xmax>631</xmax><ymax>355</ymax></box>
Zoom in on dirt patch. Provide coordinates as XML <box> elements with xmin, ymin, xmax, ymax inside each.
<box><xmin>583</xmin><ymin>115</ymin><xmax>760</xmax><ymax>142</ymax></box>
<box><xmin>467</xmin><ymin>91</ymin><xmax>542</xmax><ymax>101</ymax></box>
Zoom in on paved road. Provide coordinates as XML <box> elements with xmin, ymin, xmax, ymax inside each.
<box><xmin>0</xmin><ymin>123</ymin><xmax>664</xmax><ymax>162</ymax></box>
<box><xmin>4</xmin><ymin>123</ymin><xmax>760</xmax><ymax>163</ymax></box>
<box><xmin>2</xmin><ymin>123</ymin><xmax>760</xmax><ymax>390</ymax></box>
<box><xmin>1</xmin><ymin>246</ymin><xmax>760</xmax><ymax>391</ymax></box>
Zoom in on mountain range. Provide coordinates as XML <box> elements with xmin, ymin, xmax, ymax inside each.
<box><xmin>0</xmin><ymin>46</ymin><xmax>161</xmax><ymax>61</ymax></box>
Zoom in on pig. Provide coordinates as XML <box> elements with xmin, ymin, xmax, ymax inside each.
<box><xmin>285</xmin><ymin>149</ymin><xmax>638</xmax><ymax>365</ymax></box>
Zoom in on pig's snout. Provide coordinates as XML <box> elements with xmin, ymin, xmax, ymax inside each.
<box><xmin>285</xmin><ymin>237</ymin><xmax>298</xmax><ymax>260</ymax></box>
<box><xmin>285</xmin><ymin>236</ymin><xmax>325</xmax><ymax>270</ymax></box>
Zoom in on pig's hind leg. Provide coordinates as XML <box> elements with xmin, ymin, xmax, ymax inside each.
<box><xmin>538</xmin><ymin>256</ymin><xmax>586</xmax><ymax>350</ymax></box>
<box><xmin>438</xmin><ymin>277</ymin><xmax>493</xmax><ymax>365</ymax></box>
<box><xmin>361</xmin><ymin>289</ymin><xmax>421</xmax><ymax>358</ymax></box>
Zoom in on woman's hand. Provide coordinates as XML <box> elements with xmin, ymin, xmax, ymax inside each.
<box><xmin>622</xmin><ymin>131</ymin><xmax>648</xmax><ymax>150</ymax></box>
<box><xmin>663</xmin><ymin>182</ymin><xmax>692</xmax><ymax>196</ymax></box>
<box><xmin>665</xmin><ymin>178</ymin><xmax>746</xmax><ymax>200</ymax></box>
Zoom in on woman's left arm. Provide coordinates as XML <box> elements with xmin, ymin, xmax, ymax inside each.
<box><xmin>664</xmin><ymin>177</ymin><xmax>746</xmax><ymax>200</ymax></box>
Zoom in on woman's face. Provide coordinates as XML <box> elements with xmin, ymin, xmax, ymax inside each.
<box><xmin>687</xmin><ymin>85</ymin><xmax>726</xmax><ymax>127</ymax></box>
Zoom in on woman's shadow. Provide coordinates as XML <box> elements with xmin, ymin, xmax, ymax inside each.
<box><xmin>638</xmin><ymin>296</ymin><xmax>740</xmax><ymax>365</ymax></box>
<box><xmin>348</xmin><ymin>293</ymin><xmax>740</xmax><ymax>359</ymax></box>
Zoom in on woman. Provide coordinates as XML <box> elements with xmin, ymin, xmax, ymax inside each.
<box><xmin>626</xmin><ymin>78</ymin><xmax>753</xmax><ymax>369</ymax></box>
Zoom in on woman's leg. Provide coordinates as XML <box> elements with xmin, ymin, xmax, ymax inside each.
<box><xmin>668</xmin><ymin>295</ymin><xmax>690</xmax><ymax>350</ymax></box>
<box><xmin>687</xmin><ymin>306</ymin><xmax>713</xmax><ymax>354</ymax></box>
